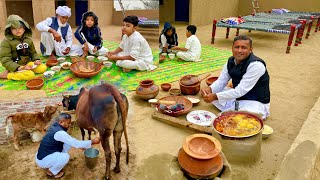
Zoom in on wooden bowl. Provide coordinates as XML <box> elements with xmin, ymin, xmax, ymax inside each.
<box><xmin>206</xmin><ymin>76</ymin><xmax>219</xmax><ymax>86</ymax></box>
<box><xmin>26</xmin><ymin>78</ymin><xmax>44</xmax><ymax>90</ymax></box>
<box><xmin>161</xmin><ymin>83</ymin><xmax>171</xmax><ymax>91</ymax></box>
<box><xmin>178</xmin><ymin>148</ymin><xmax>223</xmax><ymax>179</ymax></box>
<box><xmin>169</xmin><ymin>88</ymin><xmax>181</xmax><ymax>96</ymax></box>
<box><xmin>70</xmin><ymin>61</ymin><xmax>103</xmax><ymax>78</ymax></box>
<box><xmin>182</xmin><ymin>134</ymin><xmax>222</xmax><ymax>160</ymax></box>
<box><xmin>156</xmin><ymin>96</ymin><xmax>192</xmax><ymax>116</ymax></box>
<box><xmin>46</xmin><ymin>60</ymin><xmax>59</xmax><ymax>67</ymax></box>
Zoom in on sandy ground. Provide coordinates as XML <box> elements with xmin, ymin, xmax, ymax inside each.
<box><xmin>0</xmin><ymin>22</ymin><xmax>320</xmax><ymax>180</ymax></box>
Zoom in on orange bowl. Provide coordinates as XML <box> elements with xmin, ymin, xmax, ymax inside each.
<box><xmin>70</xmin><ymin>61</ymin><xmax>103</xmax><ymax>78</ymax></box>
<box><xmin>26</xmin><ymin>78</ymin><xmax>44</xmax><ymax>90</ymax></box>
<box><xmin>161</xmin><ymin>83</ymin><xmax>171</xmax><ymax>91</ymax></box>
<box><xmin>206</xmin><ymin>77</ymin><xmax>219</xmax><ymax>86</ymax></box>
<box><xmin>46</xmin><ymin>60</ymin><xmax>59</xmax><ymax>67</ymax></box>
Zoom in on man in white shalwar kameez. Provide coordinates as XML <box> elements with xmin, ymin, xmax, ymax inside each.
<box><xmin>172</xmin><ymin>25</ymin><xmax>201</xmax><ymax>62</ymax></box>
<box><xmin>35</xmin><ymin>113</ymin><xmax>100</xmax><ymax>178</ymax></box>
<box><xmin>201</xmin><ymin>35</ymin><xmax>270</xmax><ymax>119</ymax></box>
<box><xmin>106</xmin><ymin>16</ymin><xmax>156</xmax><ymax>72</ymax></box>
<box><xmin>36</xmin><ymin>6</ymin><xmax>82</xmax><ymax>60</ymax></box>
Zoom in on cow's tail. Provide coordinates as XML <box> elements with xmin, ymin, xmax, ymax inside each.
<box><xmin>109</xmin><ymin>85</ymin><xmax>129</xmax><ymax>164</ymax></box>
<box><xmin>5</xmin><ymin>115</ymin><xmax>13</xmax><ymax>137</ymax></box>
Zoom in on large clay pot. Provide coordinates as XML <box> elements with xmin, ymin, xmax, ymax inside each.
<box><xmin>179</xmin><ymin>74</ymin><xmax>210</xmax><ymax>95</ymax></box>
<box><xmin>136</xmin><ymin>79</ymin><xmax>159</xmax><ymax>100</ymax></box>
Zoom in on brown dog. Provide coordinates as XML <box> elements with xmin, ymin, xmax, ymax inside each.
<box><xmin>5</xmin><ymin>105</ymin><xmax>60</xmax><ymax>150</ymax></box>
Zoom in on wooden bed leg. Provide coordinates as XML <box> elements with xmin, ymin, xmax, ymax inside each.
<box><xmin>306</xmin><ymin>16</ymin><xmax>314</xmax><ymax>39</ymax></box>
<box><xmin>226</xmin><ymin>28</ymin><xmax>230</xmax><ymax>39</ymax></box>
<box><xmin>236</xmin><ymin>28</ymin><xmax>240</xmax><ymax>36</ymax></box>
<box><xmin>294</xmin><ymin>21</ymin><xmax>303</xmax><ymax>46</ymax></box>
<box><xmin>299</xmin><ymin>20</ymin><xmax>307</xmax><ymax>44</ymax></box>
<box><xmin>211</xmin><ymin>19</ymin><xmax>217</xmax><ymax>44</ymax></box>
<box><xmin>286</xmin><ymin>25</ymin><xmax>296</xmax><ymax>54</ymax></box>
<box><xmin>315</xmin><ymin>16</ymin><xmax>320</xmax><ymax>32</ymax></box>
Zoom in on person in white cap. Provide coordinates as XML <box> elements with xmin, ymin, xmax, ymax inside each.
<box><xmin>36</xmin><ymin>6</ymin><xmax>82</xmax><ymax>60</ymax></box>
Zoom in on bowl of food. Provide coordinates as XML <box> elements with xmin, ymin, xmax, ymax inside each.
<box><xmin>168</xmin><ymin>53</ymin><xmax>175</xmax><ymax>60</ymax></box>
<box><xmin>43</xmin><ymin>71</ymin><xmax>55</xmax><ymax>80</ymax></box>
<box><xmin>98</xmin><ymin>56</ymin><xmax>108</xmax><ymax>62</ymax></box>
<box><xmin>51</xmin><ymin>66</ymin><xmax>61</xmax><ymax>74</ymax></box>
<box><xmin>87</xmin><ymin>55</ymin><xmax>95</xmax><ymax>61</ymax></box>
<box><xmin>213</xmin><ymin>111</ymin><xmax>264</xmax><ymax>138</ymax></box>
<box><xmin>26</xmin><ymin>77</ymin><xmax>44</xmax><ymax>90</ymax></box>
<box><xmin>156</xmin><ymin>96</ymin><xmax>193</xmax><ymax>116</ymax></box>
<box><xmin>70</xmin><ymin>61</ymin><xmax>103</xmax><ymax>78</ymax></box>
<box><xmin>60</xmin><ymin>62</ymin><xmax>72</xmax><ymax>70</ymax></box>
<box><xmin>57</xmin><ymin>57</ymin><xmax>66</xmax><ymax>63</ymax></box>
<box><xmin>206</xmin><ymin>77</ymin><xmax>219</xmax><ymax>86</ymax></box>
<box><xmin>46</xmin><ymin>60</ymin><xmax>59</xmax><ymax>67</ymax></box>
<box><xmin>169</xmin><ymin>88</ymin><xmax>181</xmax><ymax>96</ymax></box>
<box><xmin>102</xmin><ymin>61</ymin><xmax>113</xmax><ymax>68</ymax></box>
<box><xmin>262</xmin><ymin>125</ymin><xmax>273</xmax><ymax>139</ymax></box>
<box><xmin>161</xmin><ymin>83</ymin><xmax>171</xmax><ymax>91</ymax></box>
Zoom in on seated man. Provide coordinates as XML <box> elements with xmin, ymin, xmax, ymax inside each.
<box><xmin>36</xmin><ymin>6</ymin><xmax>82</xmax><ymax>60</ymax></box>
<box><xmin>201</xmin><ymin>35</ymin><xmax>270</xmax><ymax>119</ymax></box>
<box><xmin>106</xmin><ymin>16</ymin><xmax>156</xmax><ymax>72</ymax></box>
<box><xmin>35</xmin><ymin>113</ymin><xmax>100</xmax><ymax>178</ymax></box>
<box><xmin>0</xmin><ymin>15</ymin><xmax>47</xmax><ymax>81</ymax></box>
<box><xmin>171</xmin><ymin>25</ymin><xmax>201</xmax><ymax>62</ymax></box>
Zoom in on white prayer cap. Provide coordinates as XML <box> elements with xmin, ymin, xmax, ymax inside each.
<box><xmin>56</xmin><ymin>6</ymin><xmax>71</xmax><ymax>17</ymax></box>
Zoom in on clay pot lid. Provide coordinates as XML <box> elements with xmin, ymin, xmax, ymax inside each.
<box><xmin>178</xmin><ymin>148</ymin><xmax>223</xmax><ymax>178</ymax></box>
<box><xmin>180</xmin><ymin>75</ymin><xmax>199</xmax><ymax>86</ymax></box>
<box><xmin>183</xmin><ymin>134</ymin><xmax>222</xmax><ymax>160</ymax></box>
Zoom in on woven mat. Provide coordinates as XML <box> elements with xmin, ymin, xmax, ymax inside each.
<box><xmin>0</xmin><ymin>41</ymin><xmax>231</xmax><ymax>96</ymax></box>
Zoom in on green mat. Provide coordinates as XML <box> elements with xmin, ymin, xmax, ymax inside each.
<box><xmin>0</xmin><ymin>41</ymin><xmax>231</xmax><ymax>96</ymax></box>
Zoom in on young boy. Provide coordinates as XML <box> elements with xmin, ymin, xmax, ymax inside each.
<box><xmin>159</xmin><ymin>22</ymin><xmax>178</xmax><ymax>61</ymax></box>
<box><xmin>172</xmin><ymin>25</ymin><xmax>201</xmax><ymax>62</ymax></box>
<box><xmin>106</xmin><ymin>16</ymin><xmax>156</xmax><ymax>72</ymax></box>
<box><xmin>74</xmin><ymin>11</ymin><xmax>108</xmax><ymax>58</ymax></box>
<box><xmin>36</xmin><ymin>6</ymin><xmax>82</xmax><ymax>60</ymax></box>
<box><xmin>0</xmin><ymin>15</ymin><xmax>47</xmax><ymax>81</ymax></box>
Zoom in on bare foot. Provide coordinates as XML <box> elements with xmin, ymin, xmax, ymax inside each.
<box><xmin>0</xmin><ymin>70</ymin><xmax>9</xmax><ymax>79</ymax></box>
<box><xmin>49</xmin><ymin>53</ymin><xmax>57</xmax><ymax>60</ymax></box>
<box><xmin>46</xmin><ymin>169</ymin><xmax>64</xmax><ymax>179</ymax></box>
<box><xmin>122</xmin><ymin>68</ymin><xmax>132</xmax><ymax>72</ymax></box>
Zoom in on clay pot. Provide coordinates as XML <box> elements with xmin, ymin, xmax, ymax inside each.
<box><xmin>136</xmin><ymin>79</ymin><xmax>159</xmax><ymax>100</ymax></box>
<box><xmin>179</xmin><ymin>74</ymin><xmax>210</xmax><ymax>95</ymax></box>
<box><xmin>206</xmin><ymin>76</ymin><xmax>219</xmax><ymax>86</ymax></box>
<box><xmin>160</xmin><ymin>83</ymin><xmax>171</xmax><ymax>91</ymax></box>
<box><xmin>46</xmin><ymin>60</ymin><xmax>59</xmax><ymax>67</ymax></box>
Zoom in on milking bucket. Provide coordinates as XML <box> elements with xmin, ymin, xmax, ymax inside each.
<box><xmin>84</xmin><ymin>148</ymin><xmax>99</xmax><ymax>169</ymax></box>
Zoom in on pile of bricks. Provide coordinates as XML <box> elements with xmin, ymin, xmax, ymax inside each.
<box><xmin>0</xmin><ymin>96</ymin><xmax>62</xmax><ymax>144</ymax></box>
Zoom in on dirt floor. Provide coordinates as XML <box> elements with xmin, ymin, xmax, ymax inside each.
<box><xmin>0</xmin><ymin>23</ymin><xmax>320</xmax><ymax>180</ymax></box>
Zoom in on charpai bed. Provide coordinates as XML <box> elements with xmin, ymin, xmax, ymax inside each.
<box><xmin>211</xmin><ymin>12</ymin><xmax>320</xmax><ymax>53</ymax></box>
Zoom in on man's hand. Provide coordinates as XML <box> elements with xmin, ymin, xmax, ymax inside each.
<box><xmin>93</xmin><ymin>46</ymin><xmax>98</xmax><ymax>53</ymax></box>
<box><xmin>106</xmin><ymin>53</ymin><xmax>116</xmax><ymax>60</ymax></box>
<box><xmin>202</xmin><ymin>93</ymin><xmax>217</xmax><ymax>103</ymax></box>
<box><xmin>34</xmin><ymin>60</ymin><xmax>42</xmax><ymax>65</ymax></box>
<box><xmin>200</xmin><ymin>87</ymin><xmax>212</xmax><ymax>97</ymax></box>
<box><xmin>53</xmin><ymin>32</ymin><xmax>62</xmax><ymax>42</ymax></box>
<box><xmin>62</xmin><ymin>47</ymin><xmax>70</xmax><ymax>55</ymax></box>
<box><xmin>18</xmin><ymin>65</ymin><xmax>32</xmax><ymax>71</ymax></box>
<box><xmin>84</xmin><ymin>43</ymin><xmax>89</xmax><ymax>52</ymax></box>
<box><xmin>91</xmin><ymin>137</ymin><xmax>100</xmax><ymax>145</ymax></box>
<box><xmin>107</xmin><ymin>51</ymin><xmax>115</xmax><ymax>56</ymax></box>
<box><xmin>171</xmin><ymin>46</ymin><xmax>179</xmax><ymax>50</ymax></box>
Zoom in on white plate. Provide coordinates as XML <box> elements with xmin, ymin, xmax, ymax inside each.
<box><xmin>186</xmin><ymin>110</ymin><xmax>217</xmax><ymax>126</ymax></box>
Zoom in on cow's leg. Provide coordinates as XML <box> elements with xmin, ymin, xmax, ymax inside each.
<box><xmin>101</xmin><ymin>130</ymin><xmax>112</xmax><ymax>180</ymax></box>
<box><xmin>88</xmin><ymin>130</ymin><xmax>92</xmax><ymax>140</ymax></box>
<box><xmin>13</xmin><ymin>127</ymin><xmax>21</xmax><ymax>150</ymax></box>
<box><xmin>113</xmin><ymin>130</ymin><xmax>123</xmax><ymax>173</ymax></box>
<box><xmin>80</xmin><ymin>128</ymin><xmax>86</xmax><ymax>140</ymax></box>
<box><xmin>35</xmin><ymin>123</ymin><xmax>46</xmax><ymax>135</ymax></box>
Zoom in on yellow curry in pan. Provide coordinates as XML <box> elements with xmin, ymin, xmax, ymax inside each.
<box><xmin>215</xmin><ymin>114</ymin><xmax>262</xmax><ymax>137</ymax></box>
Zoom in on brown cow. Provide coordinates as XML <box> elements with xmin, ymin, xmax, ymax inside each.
<box><xmin>5</xmin><ymin>105</ymin><xmax>61</xmax><ymax>150</ymax></box>
<box><xmin>76</xmin><ymin>83</ymin><xmax>129</xmax><ymax>179</ymax></box>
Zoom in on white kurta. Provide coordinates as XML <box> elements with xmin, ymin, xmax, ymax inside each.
<box><xmin>210</xmin><ymin>60</ymin><xmax>270</xmax><ymax>119</ymax></box>
<box><xmin>116</xmin><ymin>31</ymin><xmax>156</xmax><ymax>71</ymax></box>
<box><xmin>176</xmin><ymin>35</ymin><xmax>201</xmax><ymax>61</ymax></box>
<box><xmin>35</xmin><ymin>130</ymin><xmax>91</xmax><ymax>175</ymax></box>
<box><xmin>36</xmin><ymin>17</ymin><xmax>83</xmax><ymax>56</ymax></box>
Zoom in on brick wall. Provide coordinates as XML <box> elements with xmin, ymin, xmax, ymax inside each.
<box><xmin>0</xmin><ymin>96</ymin><xmax>62</xmax><ymax>144</ymax></box>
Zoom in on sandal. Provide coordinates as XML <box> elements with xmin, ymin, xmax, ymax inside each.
<box><xmin>46</xmin><ymin>170</ymin><xmax>64</xmax><ymax>179</ymax></box>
